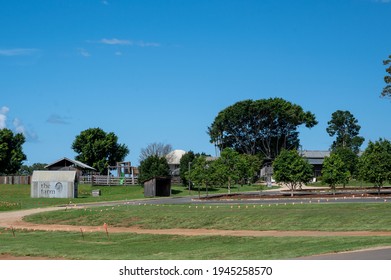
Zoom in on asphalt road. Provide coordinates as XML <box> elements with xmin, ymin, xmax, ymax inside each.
<box><xmin>296</xmin><ymin>247</ymin><xmax>391</xmax><ymax>260</ymax></box>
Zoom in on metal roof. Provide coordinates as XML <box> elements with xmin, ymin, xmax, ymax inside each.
<box><xmin>45</xmin><ymin>157</ymin><xmax>96</xmax><ymax>171</ymax></box>
<box><xmin>300</xmin><ymin>150</ymin><xmax>330</xmax><ymax>159</ymax></box>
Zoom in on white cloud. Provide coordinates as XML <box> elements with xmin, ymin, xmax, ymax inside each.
<box><xmin>12</xmin><ymin>118</ymin><xmax>38</xmax><ymax>141</ymax></box>
<box><xmin>99</xmin><ymin>38</ymin><xmax>160</xmax><ymax>47</ymax></box>
<box><xmin>0</xmin><ymin>48</ymin><xmax>38</xmax><ymax>56</ymax></box>
<box><xmin>0</xmin><ymin>106</ymin><xmax>9</xmax><ymax>129</ymax></box>
<box><xmin>78</xmin><ymin>48</ymin><xmax>91</xmax><ymax>57</ymax></box>
<box><xmin>100</xmin><ymin>38</ymin><xmax>132</xmax><ymax>45</ymax></box>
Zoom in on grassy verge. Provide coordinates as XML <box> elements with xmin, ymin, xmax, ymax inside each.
<box><xmin>24</xmin><ymin>203</ymin><xmax>391</xmax><ymax>231</ymax></box>
<box><xmin>1</xmin><ymin>228</ymin><xmax>391</xmax><ymax>259</ymax></box>
<box><xmin>0</xmin><ymin>183</ymin><xmax>271</xmax><ymax>211</ymax></box>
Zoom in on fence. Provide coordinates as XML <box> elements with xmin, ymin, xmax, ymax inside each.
<box><xmin>0</xmin><ymin>176</ymin><xmax>31</xmax><ymax>185</ymax></box>
<box><xmin>80</xmin><ymin>175</ymin><xmax>138</xmax><ymax>186</ymax></box>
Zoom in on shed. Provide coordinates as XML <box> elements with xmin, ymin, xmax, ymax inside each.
<box><xmin>143</xmin><ymin>177</ymin><xmax>171</xmax><ymax>197</ymax></box>
<box><xmin>31</xmin><ymin>171</ymin><xmax>78</xmax><ymax>198</ymax></box>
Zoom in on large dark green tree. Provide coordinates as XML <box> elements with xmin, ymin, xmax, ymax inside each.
<box><xmin>208</xmin><ymin>98</ymin><xmax>317</xmax><ymax>160</ymax></box>
<box><xmin>138</xmin><ymin>155</ymin><xmax>170</xmax><ymax>184</ymax></box>
<box><xmin>326</xmin><ymin>110</ymin><xmax>364</xmax><ymax>154</ymax></box>
<box><xmin>0</xmin><ymin>128</ymin><xmax>27</xmax><ymax>175</ymax></box>
<box><xmin>381</xmin><ymin>54</ymin><xmax>391</xmax><ymax>98</ymax></box>
<box><xmin>72</xmin><ymin>128</ymin><xmax>129</xmax><ymax>174</ymax></box>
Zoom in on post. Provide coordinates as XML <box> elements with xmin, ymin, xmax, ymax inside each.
<box><xmin>188</xmin><ymin>162</ymin><xmax>192</xmax><ymax>195</ymax></box>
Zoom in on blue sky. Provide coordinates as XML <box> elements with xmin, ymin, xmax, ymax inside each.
<box><xmin>1</xmin><ymin>0</ymin><xmax>391</xmax><ymax>166</ymax></box>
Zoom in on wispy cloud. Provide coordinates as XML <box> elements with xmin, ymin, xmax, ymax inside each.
<box><xmin>101</xmin><ymin>0</ymin><xmax>109</xmax><ymax>5</ymax></box>
<box><xmin>77</xmin><ymin>48</ymin><xmax>91</xmax><ymax>57</ymax></box>
<box><xmin>99</xmin><ymin>38</ymin><xmax>161</xmax><ymax>47</ymax></box>
<box><xmin>100</xmin><ymin>38</ymin><xmax>132</xmax><ymax>45</ymax></box>
<box><xmin>0</xmin><ymin>106</ymin><xmax>9</xmax><ymax>129</ymax></box>
<box><xmin>0</xmin><ymin>106</ymin><xmax>38</xmax><ymax>141</ymax></box>
<box><xmin>12</xmin><ymin>118</ymin><xmax>38</xmax><ymax>142</ymax></box>
<box><xmin>0</xmin><ymin>48</ymin><xmax>38</xmax><ymax>56</ymax></box>
<box><xmin>47</xmin><ymin>114</ymin><xmax>70</xmax><ymax>125</ymax></box>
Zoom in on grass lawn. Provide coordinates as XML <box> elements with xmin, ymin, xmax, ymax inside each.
<box><xmin>2</xmin><ymin>229</ymin><xmax>391</xmax><ymax>260</ymax></box>
<box><xmin>3</xmin><ymin>184</ymin><xmax>391</xmax><ymax>260</ymax></box>
<box><xmin>0</xmin><ymin>183</ymin><xmax>271</xmax><ymax>211</ymax></box>
<box><xmin>24</xmin><ymin>203</ymin><xmax>391</xmax><ymax>231</ymax></box>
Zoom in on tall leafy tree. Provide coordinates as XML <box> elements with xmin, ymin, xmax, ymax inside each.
<box><xmin>326</xmin><ymin>110</ymin><xmax>364</xmax><ymax>153</ymax></box>
<box><xmin>358</xmin><ymin>138</ymin><xmax>391</xmax><ymax>195</ymax></box>
<box><xmin>208</xmin><ymin>98</ymin><xmax>317</xmax><ymax>160</ymax></box>
<box><xmin>138</xmin><ymin>155</ymin><xmax>170</xmax><ymax>184</ymax></box>
<box><xmin>272</xmin><ymin>149</ymin><xmax>313</xmax><ymax>197</ymax></box>
<box><xmin>214</xmin><ymin>148</ymin><xmax>242</xmax><ymax>194</ymax></box>
<box><xmin>188</xmin><ymin>155</ymin><xmax>215</xmax><ymax>197</ymax></box>
<box><xmin>179</xmin><ymin>150</ymin><xmax>195</xmax><ymax>186</ymax></box>
<box><xmin>322</xmin><ymin>153</ymin><xmax>350</xmax><ymax>195</ymax></box>
<box><xmin>72</xmin><ymin>128</ymin><xmax>129</xmax><ymax>174</ymax></box>
<box><xmin>0</xmin><ymin>128</ymin><xmax>27</xmax><ymax>175</ymax></box>
<box><xmin>332</xmin><ymin>147</ymin><xmax>359</xmax><ymax>179</ymax></box>
<box><xmin>381</xmin><ymin>54</ymin><xmax>391</xmax><ymax>98</ymax></box>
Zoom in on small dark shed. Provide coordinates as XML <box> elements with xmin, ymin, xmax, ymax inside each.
<box><xmin>144</xmin><ymin>177</ymin><xmax>171</xmax><ymax>197</ymax></box>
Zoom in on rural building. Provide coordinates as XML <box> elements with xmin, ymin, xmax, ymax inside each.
<box><xmin>300</xmin><ymin>150</ymin><xmax>330</xmax><ymax>179</ymax></box>
<box><xmin>143</xmin><ymin>176</ymin><xmax>171</xmax><ymax>197</ymax></box>
<box><xmin>45</xmin><ymin>157</ymin><xmax>96</xmax><ymax>176</ymax></box>
<box><xmin>31</xmin><ymin>170</ymin><xmax>78</xmax><ymax>198</ymax></box>
<box><xmin>166</xmin><ymin>149</ymin><xmax>186</xmax><ymax>176</ymax></box>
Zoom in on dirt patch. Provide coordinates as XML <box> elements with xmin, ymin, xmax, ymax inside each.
<box><xmin>0</xmin><ymin>253</ymin><xmax>66</xmax><ymax>260</ymax></box>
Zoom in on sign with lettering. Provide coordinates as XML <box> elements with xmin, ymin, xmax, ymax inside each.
<box><xmin>31</xmin><ymin>171</ymin><xmax>78</xmax><ymax>198</ymax></box>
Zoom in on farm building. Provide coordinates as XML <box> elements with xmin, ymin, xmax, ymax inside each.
<box><xmin>45</xmin><ymin>157</ymin><xmax>96</xmax><ymax>175</ymax></box>
<box><xmin>300</xmin><ymin>150</ymin><xmax>331</xmax><ymax>179</ymax></box>
<box><xmin>165</xmin><ymin>149</ymin><xmax>186</xmax><ymax>176</ymax></box>
<box><xmin>143</xmin><ymin>176</ymin><xmax>171</xmax><ymax>197</ymax></box>
<box><xmin>31</xmin><ymin>170</ymin><xmax>78</xmax><ymax>198</ymax></box>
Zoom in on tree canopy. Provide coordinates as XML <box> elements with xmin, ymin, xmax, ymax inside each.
<box><xmin>272</xmin><ymin>149</ymin><xmax>313</xmax><ymax>196</ymax></box>
<box><xmin>0</xmin><ymin>128</ymin><xmax>27</xmax><ymax>175</ymax></box>
<box><xmin>138</xmin><ymin>155</ymin><xmax>170</xmax><ymax>184</ymax></box>
<box><xmin>326</xmin><ymin>110</ymin><xmax>364</xmax><ymax>153</ymax></box>
<box><xmin>381</xmin><ymin>54</ymin><xmax>391</xmax><ymax>98</ymax></box>
<box><xmin>358</xmin><ymin>138</ymin><xmax>391</xmax><ymax>194</ymax></box>
<box><xmin>322</xmin><ymin>153</ymin><xmax>350</xmax><ymax>194</ymax></box>
<box><xmin>208</xmin><ymin>98</ymin><xmax>317</xmax><ymax>160</ymax></box>
<box><xmin>72</xmin><ymin>127</ymin><xmax>129</xmax><ymax>174</ymax></box>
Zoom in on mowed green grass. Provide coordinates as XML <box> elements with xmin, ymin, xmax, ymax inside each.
<box><xmin>2</xmin><ymin>229</ymin><xmax>391</xmax><ymax>260</ymax></box>
<box><xmin>0</xmin><ymin>184</ymin><xmax>268</xmax><ymax>211</ymax></box>
<box><xmin>25</xmin><ymin>203</ymin><xmax>391</xmax><ymax>231</ymax></box>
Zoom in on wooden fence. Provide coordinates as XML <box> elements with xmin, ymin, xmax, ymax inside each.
<box><xmin>0</xmin><ymin>176</ymin><xmax>31</xmax><ymax>185</ymax></box>
<box><xmin>80</xmin><ymin>175</ymin><xmax>138</xmax><ymax>186</ymax></box>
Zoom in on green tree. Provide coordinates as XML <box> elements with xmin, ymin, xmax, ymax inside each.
<box><xmin>138</xmin><ymin>155</ymin><xmax>170</xmax><ymax>184</ymax></box>
<box><xmin>0</xmin><ymin>128</ymin><xmax>27</xmax><ymax>175</ymax></box>
<box><xmin>326</xmin><ymin>110</ymin><xmax>364</xmax><ymax>153</ymax></box>
<box><xmin>381</xmin><ymin>54</ymin><xmax>391</xmax><ymax>98</ymax></box>
<box><xmin>322</xmin><ymin>153</ymin><xmax>350</xmax><ymax>195</ymax></box>
<box><xmin>208</xmin><ymin>98</ymin><xmax>317</xmax><ymax>159</ymax></box>
<box><xmin>188</xmin><ymin>155</ymin><xmax>215</xmax><ymax>197</ymax></box>
<box><xmin>332</xmin><ymin>147</ymin><xmax>359</xmax><ymax>179</ymax></box>
<box><xmin>236</xmin><ymin>153</ymin><xmax>262</xmax><ymax>188</ymax></box>
<box><xmin>272</xmin><ymin>149</ymin><xmax>313</xmax><ymax>197</ymax></box>
<box><xmin>214</xmin><ymin>148</ymin><xmax>242</xmax><ymax>194</ymax></box>
<box><xmin>358</xmin><ymin>139</ymin><xmax>391</xmax><ymax>195</ymax></box>
<box><xmin>72</xmin><ymin>128</ymin><xmax>129</xmax><ymax>174</ymax></box>
<box><xmin>18</xmin><ymin>163</ymin><xmax>47</xmax><ymax>175</ymax></box>
<box><xmin>179</xmin><ymin>151</ymin><xmax>195</xmax><ymax>186</ymax></box>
